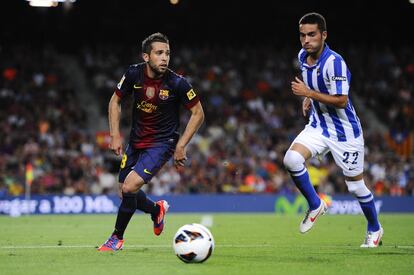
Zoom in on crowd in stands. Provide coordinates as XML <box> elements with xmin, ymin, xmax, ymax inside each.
<box><xmin>0</xmin><ymin>43</ymin><xmax>413</xmax><ymax>198</ymax></box>
<box><xmin>0</xmin><ymin>46</ymin><xmax>92</xmax><ymax>196</ymax></box>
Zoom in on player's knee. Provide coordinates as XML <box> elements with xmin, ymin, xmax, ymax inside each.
<box><xmin>121</xmin><ymin>184</ymin><xmax>134</xmax><ymax>194</ymax></box>
<box><xmin>345</xmin><ymin>179</ymin><xmax>371</xmax><ymax>197</ymax></box>
<box><xmin>121</xmin><ymin>180</ymin><xmax>143</xmax><ymax>193</ymax></box>
<box><xmin>122</xmin><ymin>183</ymin><xmax>142</xmax><ymax>193</ymax></box>
<box><xmin>122</xmin><ymin>171</ymin><xmax>145</xmax><ymax>193</ymax></box>
<box><xmin>283</xmin><ymin>150</ymin><xmax>305</xmax><ymax>171</ymax></box>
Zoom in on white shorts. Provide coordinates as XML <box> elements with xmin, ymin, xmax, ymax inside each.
<box><xmin>291</xmin><ymin>126</ymin><xmax>365</xmax><ymax>177</ymax></box>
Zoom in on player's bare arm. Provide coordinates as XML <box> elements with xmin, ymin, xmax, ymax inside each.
<box><xmin>174</xmin><ymin>101</ymin><xmax>204</xmax><ymax>168</ymax></box>
<box><xmin>108</xmin><ymin>92</ymin><xmax>123</xmax><ymax>155</ymax></box>
<box><xmin>291</xmin><ymin>76</ymin><xmax>348</xmax><ymax>108</ymax></box>
<box><xmin>302</xmin><ymin>97</ymin><xmax>311</xmax><ymax>117</ymax></box>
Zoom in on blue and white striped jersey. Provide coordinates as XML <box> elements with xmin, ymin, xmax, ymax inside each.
<box><xmin>298</xmin><ymin>44</ymin><xmax>362</xmax><ymax>142</ymax></box>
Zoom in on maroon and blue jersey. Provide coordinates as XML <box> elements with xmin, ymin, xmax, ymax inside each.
<box><xmin>115</xmin><ymin>63</ymin><xmax>200</xmax><ymax>149</ymax></box>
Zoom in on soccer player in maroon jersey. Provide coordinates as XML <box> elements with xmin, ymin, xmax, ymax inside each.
<box><xmin>98</xmin><ymin>33</ymin><xmax>204</xmax><ymax>251</ymax></box>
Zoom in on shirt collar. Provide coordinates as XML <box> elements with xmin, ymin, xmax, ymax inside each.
<box><xmin>302</xmin><ymin>43</ymin><xmax>330</xmax><ymax>68</ymax></box>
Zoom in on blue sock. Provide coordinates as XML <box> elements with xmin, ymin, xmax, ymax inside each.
<box><xmin>346</xmin><ymin>180</ymin><xmax>380</xmax><ymax>232</ymax></box>
<box><xmin>136</xmin><ymin>189</ymin><xmax>159</xmax><ymax>216</ymax></box>
<box><xmin>290</xmin><ymin>168</ymin><xmax>320</xmax><ymax>210</ymax></box>
<box><xmin>359</xmin><ymin>198</ymin><xmax>380</xmax><ymax>232</ymax></box>
<box><xmin>114</xmin><ymin>192</ymin><xmax>137</xmax><ymax>239</ymax></box>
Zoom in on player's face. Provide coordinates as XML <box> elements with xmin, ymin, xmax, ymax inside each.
<box><xmin>143</xmin><ymin>42</ymin><xmax>170</xmax><ymax>77</ymax></box>
<box><xmin>299</xmin><ymin>24</ymin><xmax>327</xmax><ymax>55</ymax></box>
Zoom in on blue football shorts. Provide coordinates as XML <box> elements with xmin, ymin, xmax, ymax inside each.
<box><xmin>118</xmin><ymin>144</ymin><xmax>175</xmax><ymax>183</ymax></box>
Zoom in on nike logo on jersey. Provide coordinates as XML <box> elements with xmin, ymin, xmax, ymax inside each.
<box><xmin>143</xmin><ymin>169</ymin><xmax>152</xmax><ymax>175</ymax></box>
<box><xmin>133</xmin><ymin>84</ymin><xmax>142</xmax><ymax>89</ymax></box>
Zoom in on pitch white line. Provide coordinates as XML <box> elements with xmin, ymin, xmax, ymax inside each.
<box><xmin>1</xmin><ymin>245</ymin><xmax>98</xmax><ymax>249</ymax></box>
<box><xmin>1</xmin><ymin>244</ymin><xmax>413</xmax><ymax>250</ymax></box>
<box><xmin>0</xmin><ymin>244</ymin><xmax>271</xmax><ymax>249</ymax></box>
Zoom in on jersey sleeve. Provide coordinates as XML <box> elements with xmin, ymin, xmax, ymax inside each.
<box><xmin>298</xmin><ymin>48</ymin><xmax>307</xmax><ymax>65</ymax></box>
<box><xmin>115</xmin><ymin>66</ymin><xmax>136</xmax><ymax>98</ymax></box>
<box><xmin>177</xmin><ymin>77</ymin><xmax>200</xmax><ymax>109</ymax></box>
<box><xmin>326</xmin><ymin>57</ymin><xmax>350</xmax><ymax>95</ymax></box>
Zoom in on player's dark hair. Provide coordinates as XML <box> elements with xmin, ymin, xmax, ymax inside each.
<box><xmin>141</xmin><ymin>32</ymin><xmax>169</xmax><ymax>54</ymax></box>
<box><xmin>299</xmin><ymin>12</ymin><xmax>327</xmax><ymax>32</ymax></box>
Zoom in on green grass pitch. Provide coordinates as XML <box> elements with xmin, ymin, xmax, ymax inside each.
<box><xmin>0</xmin><ymin>214</ymin><xmax>413</xmax><ymax>275</ymax></box>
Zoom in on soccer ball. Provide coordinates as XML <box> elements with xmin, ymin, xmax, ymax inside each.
<box><xmin>173</xmin><ymin>223</ymin><xmax>215</xmax><ymax>263</ymax></box>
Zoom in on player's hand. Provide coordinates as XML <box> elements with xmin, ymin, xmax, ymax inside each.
<box><xmin>291</xmin><ymin>77</ymin><xmax>311</xmax><ymax>97</ymax></box>
<box><xmin>174</xmin><ymin>144</ymin><xmax>187</xmax><ymax>169</ymax></box>
<box><xmin>302</xmin><ymin>97</ymin><xmax>311</xmax><ymax>117</ymax></box>
<box><xmin>109</xmin><ymin>134</ymin><xmax>123</xmax><ymax>156</ymax></box>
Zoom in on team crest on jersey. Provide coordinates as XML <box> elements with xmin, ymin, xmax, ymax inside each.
<box><xmin>159</xmin><ymin>89</ymin><xmax>169</xmax><ymax>100</ymax></box>
<box><xmin>117</xmin><ymin>75</ymin><xmax>125</xmax><ymax>89</ymax></box>
<box><xmin>186</xmin><ymin>89</ymin><xmax>196</xmax><ymax>100</ymax></box>
<box><xmin>145</xmin><ymin>86</ymin><xmax>155</xmax><ymax>99</ymax></box>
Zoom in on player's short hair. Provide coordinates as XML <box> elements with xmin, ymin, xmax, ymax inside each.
<box><xmin>299</xmin><ymin>12</ymin><xmax>327</xmax><ymax>32</ymax></box>
<box><xmin>142</xmin><ymin>32</ymin><xmax>169</xmax><ymax>54</ymax></box>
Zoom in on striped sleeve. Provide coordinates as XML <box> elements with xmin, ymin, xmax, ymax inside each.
<box><xmin>298</xmin><ymin>49</ymin><xmax>307</xmax><ymax>65</ymax></box>
<box><xmin>326</xmin><ymin>58</ymin><xmax>350</xmax><ymax>96</ymax></box>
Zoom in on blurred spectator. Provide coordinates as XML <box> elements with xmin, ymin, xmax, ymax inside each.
<box><xmin>1</xmin><ymin>43</ymin><xmax>413</xmax><ymax>196</ymax></box>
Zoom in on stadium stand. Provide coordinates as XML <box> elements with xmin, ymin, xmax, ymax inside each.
<box><xmin>0</xmin><ymin>44</ymin><xmax>413</xmax><ymax>197</ymax></box>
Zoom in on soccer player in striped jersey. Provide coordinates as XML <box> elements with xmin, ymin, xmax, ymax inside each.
<box><xmin>98</xmin><ymin>33</ymin><xmax>204</xmax><ymax>251</ymax></box>
<box><xmin>283</xmin><ymin>13</ymin><xmax>383</xmax><ymax>247</ymax></box>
